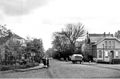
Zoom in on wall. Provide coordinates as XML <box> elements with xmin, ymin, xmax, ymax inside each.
<box><xmin>115</xmin><ymin>40</ymin><xmax>120</xmax><ymax>49</ymax></box>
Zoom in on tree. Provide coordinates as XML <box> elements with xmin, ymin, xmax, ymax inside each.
<box><xmin>115</xmin><ymin>30</ymin><xmax>120</xmax><ymax>39</ymax></box>
<box><xmin>52</xmin><ymin>32</ymin><xmax>70</xmax><ymax>52</ymax></box>
<box><xmin>59</xmin><ymin>23</ymin><xmax>85</xmax><ymax>53</ymax></box>
<box><xmin>4</xmin><ymin>38</ymin><xmax>23</xmax><ymax>65</ymax></box>
<box><xmin>25</xmin><ymin>38</ymin><xmax>44</xmax><ymax>63</ymax></box>
<box><xmin>52</xmin><ymin>32</ymin><xmax>71</xmax><ymax>59</ymax></box>
<box><xmin>0</xmin><ymin>25</ymin><xmax>23</xmax><ymax>65</ymax></box>
<box><xmin>52</xmin><ymin>22</ymin><xmax>86</xmax><ymax>60</ymax></box>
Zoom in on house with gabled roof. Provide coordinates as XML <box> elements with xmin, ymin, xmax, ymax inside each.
<box><xmin>0</xmin><ymin>33</ymin><xmax>26</xmax><ymax>61</ymax></box>
<box><xmin>85</xmin><ymin>32</ymin><xmax>120</xmax><ymax>63</ymax></box>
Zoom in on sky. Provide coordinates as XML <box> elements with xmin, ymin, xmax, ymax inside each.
<box><xmin>0</xmin><ymin>0</ymin><xmax>120</xmax><ymax>50</ymax></box>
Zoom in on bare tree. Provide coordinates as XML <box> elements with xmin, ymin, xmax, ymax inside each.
<box><xmin>52</xmin><ymin>22</ymin><xmax>85</xmax><ymax>60</ymax></box>
<box><xmin>59</xmin><ymin>23</ymin><xmax>85</xmax><ymax>53</ymax></box>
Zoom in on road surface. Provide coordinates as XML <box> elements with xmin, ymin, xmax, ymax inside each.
<box><xmin>49</xmin><ymin>60</ymin><xmax>120</xmax><ymax>78</ymax></box>
<box><xmin>0</xmin><ymin>59</ymin><xmax>120</xmax><ymax>78</ymax></box>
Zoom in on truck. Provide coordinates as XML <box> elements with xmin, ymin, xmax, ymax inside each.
<box><xmin>70</xmin><ymin>54</ymin><xmax>83</xmax><ymax>64</ymax></box>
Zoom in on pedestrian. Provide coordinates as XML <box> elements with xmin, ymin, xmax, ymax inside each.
<box><xmin>42</xmin><ymin>56</ymin><xmax>49</xmax><ymax>68</ymax></box>
<box><xmin>46</xmin><ymin>57</ymin><xmax>49</xmax><ymax>67</ymax></box>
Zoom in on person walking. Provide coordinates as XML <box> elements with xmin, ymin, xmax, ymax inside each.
<box><xmin>42</xmin><ymin>56</ymin><xmax>49</xmax><ymax>68</ymax></box>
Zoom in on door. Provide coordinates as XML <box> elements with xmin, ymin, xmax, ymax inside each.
<box><xmin>110</xmin><ymin>51</ymin><xmax>114</xmax><ymax>59</ymax></box>
<box><xmin>109</xmin><ymin>51</ymin><xmax>114</xmax><ymax>63</ymax></box>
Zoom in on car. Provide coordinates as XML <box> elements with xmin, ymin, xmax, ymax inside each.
<box><xmin>70</xmin><ymin>54</ymin><xmax>83</xmax><ymax>64</ymax></box>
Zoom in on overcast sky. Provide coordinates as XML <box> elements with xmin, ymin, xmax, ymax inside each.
<box><xmin>0</xmin><ymin>0</ymin><xmax>120</xmax><ymax>50</ymax></box>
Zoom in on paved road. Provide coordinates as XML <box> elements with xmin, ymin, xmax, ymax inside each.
<box><xmin>1</xmin><ymin>59</ymin><xmax>120</xmax><ymax>78</ymax></box>
<box><xmin>48</xmin><ymin>60</ymin><xmax>120</xmax><ymax>78</ymax></box>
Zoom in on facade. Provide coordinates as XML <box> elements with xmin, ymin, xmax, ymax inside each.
<box><xmin>85</xmin><ymin>33</ymin><xmax>120</xmax><ymax>63</ymax></box>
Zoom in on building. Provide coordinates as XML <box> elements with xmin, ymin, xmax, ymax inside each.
<box><xmin>0</xmin><ymin>25</ymin><xmax>26</xmax><ymax>62</ymax></box>
<box><xmin>85</xmin><ymin>32</ymin><xmax>120</xmax><ymax>63</ymax></box>
<box><xmin>0</xmin><ymin>33</ymin><xmax>26</xmax><ymax>61</ymax></box>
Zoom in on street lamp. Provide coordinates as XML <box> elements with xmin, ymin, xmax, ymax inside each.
<box><xmin>103</xmin><ymin>44</ymin><xmax>104</xmax><ymax>61</ymax></box>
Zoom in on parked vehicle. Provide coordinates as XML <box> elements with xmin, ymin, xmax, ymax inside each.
<box><xmin>70</xmin><ymin>54</ymin><xmax>83</xmax><ymax>64</ymax></box>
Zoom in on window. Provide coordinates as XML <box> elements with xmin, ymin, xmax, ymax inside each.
<box><xmin>109</xmin><ymin>41</ymin><xmax>111</xmax><ymax>48</ymax></box>
<box><xmin>112</xmin><ymin>41</ymin><xmax>115</xmax><ymax>48</ymax></box>
<box><xmin>105</xmin><ymin>51</ymin><xmax>108</xmax><ymax>58</ymax></box>
<box><xmin>105</xmin><ymin>41</ymin><xmax>107</xmax><ymax>48</ymax></box>
<box><xmin>99</xmin><ymin>50</ymin><xmax>102</xmax><ymax>58</ymax></box>
<box><xmin>116</xmin><ymin>51</ymin><xmax>118</xmax><ymax>56</ymax></box>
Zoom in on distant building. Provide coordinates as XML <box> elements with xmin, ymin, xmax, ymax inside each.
<box><xmin>0</xmin><ymin>25</ymin><xmax>26</xmax><ymax>61</ymax></box>
<box><xmin>0</xmin><ymin>33</ymin><xmax>26</xmax><ymax>61</ymax></box>
<box><xmin>84</xmin><ymin>32</ymin><xmax>120</xmax><ymax>63</ymax></box>
<box><xmin>11</xmin><ymin>34</ymin><xmax>26</xmax><ymax>46</ymax></box>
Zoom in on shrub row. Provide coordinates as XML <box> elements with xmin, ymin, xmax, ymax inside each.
<box><xmin>0</xmin><ymin>62</ymin><xmax>39</xmax><ymax>71</ymax></box>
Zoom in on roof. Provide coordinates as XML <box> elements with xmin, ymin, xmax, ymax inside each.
<box><xmin>72</xmin><ymin>54</ymin><xmax>83</xmax><ymax>57</ymax></box>
<box><xmin>90</xmin><ymin>37</ymin><xmax>104</xmax><ymax>44</ymax></box>
<box><xmin>89</xmin><ymin>34</ymin><xmax>105</xmax><ymax>44</ymax></box>
<box><xmin>89</xmin><ymin>33</ymin><xmax>119</xmax><ymax>45</ymax></box>
<box><xmin>12</xmin><ymin>34</ymin><xmax>23</xmax><ymax>39</ymax></box>
<box><xmin>96</xmin><ymin>37</ymin><xmax>120</xmax><ymax>44</ymax></box>
<box><xmin>0</xmin><ymin>25</ymin><xmax>24</xmax><ymax>45</ymax></box>
<box><xmin>0</xmin><ymin>33</ymin><xmax>24</xmax><ymax>46</ymax></box>
<box><xmin>89</xmin><ymin>34</ymin><xmax>113</xmax><ymax>37</ymax></box>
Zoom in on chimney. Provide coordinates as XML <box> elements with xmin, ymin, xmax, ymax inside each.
<box><xmin>108</xmin><ymin>32</ymin><xmax>112</xmax><ymax>37</ymax></box>
<box><xmin>104</xmin><ymin>32</ymin><xmax>106</xmax><ymax>37</ymax></box>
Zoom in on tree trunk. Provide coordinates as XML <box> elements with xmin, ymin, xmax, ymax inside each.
<box><xmin>70</xmin><ymin>42</ymin><xmax>76</xmax><ymax>54</ymax></box>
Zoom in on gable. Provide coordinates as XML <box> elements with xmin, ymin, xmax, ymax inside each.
<box><xmin>97</xmin><ymin>37</ymin><xmax>120</xmax><ymax>45</ymax></box>
<box><xmin>97</xmin><ymin>38</ymin><xmax>120</xmax><ymax>49</ymax></box>
<box><xmin>89</xmin><ymin>33</ymin><xmax>114</xmax><ymax>44</ymax></box>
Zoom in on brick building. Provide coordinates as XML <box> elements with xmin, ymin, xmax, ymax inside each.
<box><xmin>84</xmin><ymin>32</ymin><xmax>120</xmax><ymax>63</ymax></box>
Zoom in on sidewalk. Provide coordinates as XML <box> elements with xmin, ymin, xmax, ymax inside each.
<box><xmin>15</xmin><ymin>63</ymin><xmax>44</xmax><ymax>72</ymax></box>
<box><xmin>96</xmin><ymin>64</ymin><xmax>120</xmax><ymax>70</ymax></box>
<box><xmin>82</xmin><ymin>62</ymin><xmax>120</xmax><ymax>70</ymax></box>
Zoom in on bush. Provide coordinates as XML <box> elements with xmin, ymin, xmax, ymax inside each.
<box><xmin>111</xmin><ymin>59</ymin><xmax>120</xmax><ymax>64</ymax></box>
<box><xmin>0</xmin><ymin>66</ymin><xmax>11</xmax><ymax>71</ymax></box>
<box><xmin>96</xmin><ymin>60</ymin><xmax>109</xmax><ymax>64</ymax></box>
<box><xmin>0</xmin><ymin>62</ymin><xmax>39</xmax><ymax>71</ymax></box>
<box><xmin>27</xmin><ymin>62</ymin><xmax>39</xmax><ymax>67</ymax></box>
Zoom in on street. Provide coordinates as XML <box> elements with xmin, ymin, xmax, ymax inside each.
<box><xmin>1</xmin><ymin>59</ymin><xmax>120</xmax><ymax>78</ymax></box>
<box><xmin>0</xmin><ymin>68</ymin><xmax>51</xmax><ymax>78</ymax></box>
<box><xmin>48</xmin><ymin>60</ymin><xmax>120</xmax><ymax>78</ymax></box>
